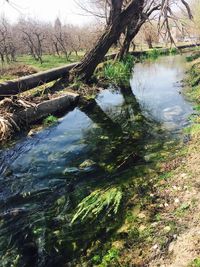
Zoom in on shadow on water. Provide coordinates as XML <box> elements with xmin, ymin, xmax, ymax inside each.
<box><xmin>0</xmin><ymin>54</ymin><xmax>194</xmax><ymax>266</ymax></box>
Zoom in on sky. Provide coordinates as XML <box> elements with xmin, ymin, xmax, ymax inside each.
<box><xmin>0</xmin><ymin>0</ymin><xmax>93</xmax><ymax>25</ymax></box>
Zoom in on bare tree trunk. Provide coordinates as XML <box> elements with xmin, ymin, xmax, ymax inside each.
<box><xmin>70</xmin><ymin>0</ymin><xmax>145</xmax><ymax>81</ymax></box>
<box><xmin>147</xmin><ymin>38</ymin><xmax>153</xmax><ymax>49</ymax></box>
<box><xmin>118</xmin><ymin>2</ymin><xmax>162</xmax><ymax>60</ymax></box>
<box><xmin>0</xmin><ymin>53</ymin><xmax>4</xmax><ymax>63</ymax></box>
<box><xmin>118</xmin><ymin>34</ymin><xmax>132</xmax><ymax>60</ymax></box>
<box><xmin>118</xmin><ymin>18</ymin><xmax>142</xmax><ymax>60</ymax></box>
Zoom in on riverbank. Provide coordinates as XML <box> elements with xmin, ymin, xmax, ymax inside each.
<box><xmin>148</xmin><ymin>55</ymin><xmax>200</xmax><ymax>267</ymax></box>
<box><xmin>74</xmin><ymin>55</ymin><xmax>200</xmax><ymax>267</ymax></box>
<box><xmin>0</xmin><ymin>46</ymin><xmax>198</xmax><ymax>144</ymax></box>
<box><xmin>0</xmin><ymin>53</ymin><xmax>200</xmax><ymax>267</ymax></box>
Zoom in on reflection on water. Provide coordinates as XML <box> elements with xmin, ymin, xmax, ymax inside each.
<box><xmin>131</xmin><ymin>54</ymin><xmax>193</xmax><ymax>131</ymax></box>
<box><xmin>0</xmin><ymin>54</ymin><xmax>194</xmax><ymax>266</ymax></box>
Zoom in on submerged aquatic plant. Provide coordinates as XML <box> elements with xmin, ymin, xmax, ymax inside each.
<box><xmin>71</xmin><ymin>187</ymin><xmax>123</xmax><ymax>224</ymax></box>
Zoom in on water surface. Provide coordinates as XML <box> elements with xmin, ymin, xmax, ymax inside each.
<box><xmin>0</xmin><ymin>54</ymin><xmax>193</xmax><ymax>267</ymax></box>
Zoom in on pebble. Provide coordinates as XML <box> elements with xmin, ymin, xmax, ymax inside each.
<box><xmin>174</xmin><ymin>198</ymin><xmax>180</xmax><ymax>204</ymax></box>
<box><xmin>138</xmin><ymin>213</ymin><xmax>146</xmax><ymax>219</ymax></box>
<box><xmin>181</xmin><ymin>173</ymin><xmax>187</xmax><ymax>178</ymax></box>
<box><xmin>164</xmin><ymin>226</ymin><xmax>171</xmax><ymax>233</ymax></box>
<box><xmin>152</xmin><ymin>244</ymin><xmax>158</xmax><ymax>250</ymax></box>
<box><xmin>139</xmin><ymin>225</ymin><xmax>146</xmax><ymax>231</ymax></box>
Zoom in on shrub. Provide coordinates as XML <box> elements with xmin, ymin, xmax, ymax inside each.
<box><xmin>146</xmin><ymin>48</ymin><xmax>161</xmax><ymax>59</ymax></box>
<box><xmin>43</xmin><ymin>115</ymin><xmax>58</xmax><ymax>125</ymax></box>
<box><xmin>100</xmin><ymin>55</ymin><xmax>135</xmax><ymax>87</ymax></box>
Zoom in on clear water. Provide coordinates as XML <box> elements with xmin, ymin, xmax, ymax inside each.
<box><xmin>131</xmin><ymin>54</ymin><xmax>193</xmax><ymax>131</ymax></box>
<box><xmin>0</xmin><ymin>54</ymin><xmax>194</xmax><ymax>267</ymax></box>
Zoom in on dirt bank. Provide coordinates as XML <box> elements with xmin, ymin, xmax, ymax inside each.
<box><xmin>147</xmin><ymin>58</ymin><xmax>200</xmax><ymax>267</ymax></box>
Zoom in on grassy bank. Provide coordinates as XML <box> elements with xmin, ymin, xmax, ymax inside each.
<box><xmin>1</xmin><ymin>49</ymin><xmax>200</xmax><ymax>266</ymax></box>
<box><xmin>0</xmin><ymin>53</ymin><xmax>83</xmax><ymax>82</ymax></box>
<box><xmin>0</xmin><ymin>45</ymin><xmax>198</xmax><ymax>84</ymax></box>
<box><xmin>17</xmin><ymin>53</ymin><xmax>83</xmax><ymax>70</ymax></box>
<box><xmin>74</xmin><ymin>54</ymin><xmax>200</xmax><ymax>267</ymax></box>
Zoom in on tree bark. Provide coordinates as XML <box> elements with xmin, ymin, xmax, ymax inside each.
<box><xmin>70</xmin><ymin>0</ymin><xmax>145</xmax><ymax>81</ymax></box>
<box><xmin>147</xmin><ymin>39</ymin><xmax>153</xmax><ymax>49</ymax></box>
<box><xmin>118</xmin><ymin>19</ymin><xmax>143</xmax><ymax>60</ymax></box>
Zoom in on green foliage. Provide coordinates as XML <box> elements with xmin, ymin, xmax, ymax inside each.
<box><xmin>170</xmin><ymin>47</ymin><xmax>178</xmax><ymax>55</ymax></box>
<box><xmin>92</xmin><ymin>248</ymin><xmax>119</xmax><ymax>267</ymax></box>
<box><xmin>43</xmin><ymin>115</ymin><xmax>58</xmax><ymax>125</ymax></box>
<box><xmin>174</xmin><ymin>203</ymin><xmax>190</xmax><ymax>217</ymax></box>
<box><xmin>128</xmin><ymin>227</ymin><xmax>140</xmax><ymax>240</ymax></box>
<box><xmin>190</xmin><ymin>258</ymin><xmax>200</xmax><ymax>267</ymax></box>
<box><xmin>146</xmin><ymin>48</ymin><xmax>161</xmax><ymax>59</ymax></box>
<box><xmin>92</xmin><ymin>255</ymin><xmax>101</xmax><ymax>265</ymax></box>
<box><xmin>71</xmin><ymin>187</ymin><xmax>123</xmax><ymax>224</ymax></box>
<box><xmin>70</xmin><ymin>77</ymin><xmax>85</xmax><ymax>90</ymax></box>
<box><xmin>194</xmin><ymin>105</ymin><xmax>200</xmax><ymax>111</ymax></box>
<box><xmin>17</xmin><ymin>53</ymin><xmax>82</xmax><ymax>71</ymax></box>
<box><xmin>186</xmin><ymin>53</ymin><xmax>200</xmax><ymax>62</ymax></box>
<box><xmin>144</xmin><ymin>47</ymin><xmax>177</xmax><ymax>60</ymax></box>
<box><xmin>188</xmin><ymin>63</ymin><xmax>200</xmax><ymax>87</ymax></box>
<box><xmin>184</xmin><ymin>123</ymin><xmax>200</xmax><ymax>138</ymax></box>
<box><xmin>100</xmin><ymin>248</ymin><xmax>119</xmax><ymax>267</ymax></box>
<box><xmin>186</xmin><ymin>61</ymin><xmax>200</xmax><ymax>106</ymax></box>
<box><xmin>99</xmin><ymin>55</ymin><xmax>135</xmax><ymax>87</ymax></box>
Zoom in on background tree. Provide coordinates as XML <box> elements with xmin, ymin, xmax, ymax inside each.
<box><xmin>71</xmin><ymin>0</ymin><xmax>192</xmax><ymax>81</ymax></box>
<box><xmin>142</xmin><ymin>22</ymin><xmax>159</xmax><ymax>49</ymax></box>
<box><xmin>0</xmin><ymin>16</ymin><xmax>17</xmax><ymax>63</ymax></box>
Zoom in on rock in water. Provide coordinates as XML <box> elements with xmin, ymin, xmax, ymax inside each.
<box><xmin>163</xmin><ymin>105</ymin><xmax>183</xmax><ymax>121</ymax></box>
<box><xmin>79</xmin><ymin>159</ymin><xmax>97</xmax><ymax>171</ymax></box>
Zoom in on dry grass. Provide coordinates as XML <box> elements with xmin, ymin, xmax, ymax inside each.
<box><xmin>0</xmin><ymin>114</ymin><xmax>20</xmax><ymax>141</ymax></box>
<box><xmin>0</xmin><ymin>97</ymin><xmax>35</xmax><ymax>143</ymax></box>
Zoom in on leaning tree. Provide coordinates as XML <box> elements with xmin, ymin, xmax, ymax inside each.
<box><xmin>4</xmin><ymin>0</ymin><xmax>192</xmax><ymax>81</ymax></box>
<box><xmin>70</xmin><ymin>0</ymin><xmax>192</xmax><ymax>81</ymax></box>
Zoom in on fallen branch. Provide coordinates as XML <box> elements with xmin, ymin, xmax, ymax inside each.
<box><xmin>0</xmin><ymin>92</ymin><xmax>79</xmax><ymax>143</ymax></box>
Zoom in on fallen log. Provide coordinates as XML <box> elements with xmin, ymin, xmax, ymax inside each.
<box><xmin>0</xmin><ymin>62</ymin><xmax>78</xmax><ymax>99</ymax></box>
<box><xmin>15</xmin><ymin>92</ymin><xmax>79</xmax><ymax>124</ymax></box>
<box><xmin>0</xmin><ymin>92</ymin><xmax>79</xmax><ymax>142</ymax></box>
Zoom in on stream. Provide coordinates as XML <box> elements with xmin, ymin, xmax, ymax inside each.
<box><xmin>0</xmin><ymin>54</ymin><xmax>194</xmax><ymax>266</ymax></box>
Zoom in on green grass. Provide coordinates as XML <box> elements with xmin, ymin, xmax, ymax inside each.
<box><xmin>145</xmin><ymin>47</ymin><xmax>178</xmax><ymax>59</ymax></box>
<box><xmin>185</xmin><ymin>60</ymin><xmax>200</xmax><ymax>102</ymax></box>
<box><xmin>0</xmin><ymin>52</ymin><xmax>84</xmax><ymax>82</ymax></box>
<box><xmin>98</xmin><ymin>54</ymin><xmax>135</xmax><ymax>87</ymax></box>
<box><xmin>189</xmin><ymin>258</ymin><xmax>200</xmax><ymax>267</ymax></box>
<box><xmin>43</xmin><ymin>115</ymin><xmax>58</xmax><ymax>126</ymax></box>
<box><xmin>186</xmin><ymin>53</ymin><xmax>200</xmax><ymax>62</ymax></box>
<box><xmin>17</xmin><ymin>53</ymin><xmax>82</xmax><ymax>71</ymax></box>
<box><xmin>184</xmin><ymin>58</ymin><xmax>200</xmax><ymax>138</ymax></box>
<box><xmin>0</xmin><ymin>74</ymin><xmax>16</xmax><ymax>82</ymax></box>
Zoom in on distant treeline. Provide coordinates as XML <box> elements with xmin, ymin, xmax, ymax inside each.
<box><xmin>0</xmin><ymin>17</ymin><xmax>102</xmax><ymax>64</ymax></box>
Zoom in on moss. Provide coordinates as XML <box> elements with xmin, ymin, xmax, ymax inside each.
<box><xmin>43</xmin><ymin>115</ymin><xmax>58</xmax><ymax>125</ymax></box>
